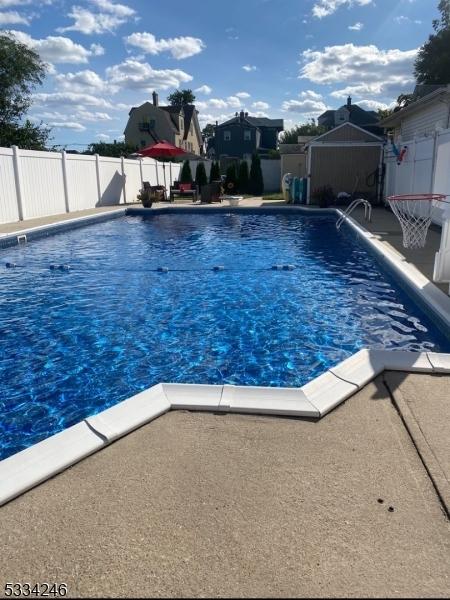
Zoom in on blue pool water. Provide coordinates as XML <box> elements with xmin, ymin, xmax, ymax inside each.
<box><xmin>1</xmin><ymin>211</ymin><xmax>449</xmax><ymax>459</ymax></box>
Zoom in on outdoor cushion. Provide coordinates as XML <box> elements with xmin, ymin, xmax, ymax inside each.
<box><xmin>179</xmin><ymin>183</ymin><xmax>192</xmax><ymax>192</ymax></box>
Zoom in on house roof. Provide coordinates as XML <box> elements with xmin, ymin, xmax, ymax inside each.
<box><xmin>217</xmin><ymin>115</ymin><xmax>284</xmax><ymax>130</ymax></box>
<box><xmin>379</xmin><ymin>84</ymin><xmax>450</xmax><ymax>128</ymax></box>
<box><xmin>307</xmin><ymin>121</ymin><xmax>383</xmax><ymax>145</ymax></box>
<box><xmin>319</xmin><ymin>103</ymin><xmax>380</xmax><ymax>129</ymax></box>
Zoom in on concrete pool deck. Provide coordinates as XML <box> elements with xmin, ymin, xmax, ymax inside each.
<box><xmin>1</xmin><ymin>373</ymin><xmax>449</xmax><ymax>598</ymax></box>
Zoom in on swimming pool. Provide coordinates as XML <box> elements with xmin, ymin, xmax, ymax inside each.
<box><xmin>1</xmin><ymin>211</ymin><xmax>449</xmax><ymax>459</ymax></box>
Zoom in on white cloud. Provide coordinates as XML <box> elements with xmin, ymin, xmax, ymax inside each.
<box><xmin>55</xmin><ymin>69</ymin><xmax>109</xmax><ymax>93</ymax></box>
<box><xmin>300</xmin><ymin>44</ymin><xmax>417</xmax><ymax>94</ymax></box>
<box><xmin>125</xmin><ymin>32</ymin><xmax>205</xmax><ymax>59</ymax></box>
<box><xmin>330</xmin><ymin>81</ymin><xmax>411</xmax><ymax>99</ymax></box>
<box><xmin>394</xmin><ymin>15</ymin><xmax>422</xmax><ymax>24</ymax></box>
<box><xmin>34</xmin><ymin>92</ymin><xmax>121</xmax><ymax>110</ymax></box>
<box><xmin>9</xmin><ymin>30</ymin><xmax>104</xmax><ymax>64</ymax></box>
<box><xmin>235</xmin><ymin>91</ymin><xmax>250</xmax><ymax>98</ymax></box>
<box><xmin>252</xmin><ymin>101</ymin><xmax>270</xmax><ymax>110</ymax></box>
<box><xmin>77</xmin><ymin>110</ymin><xmax>113</xmax><ymax>121</ymax></box>
<box><xmin>0</xmin><ymin>10</ymin><xmax>29</xmax><ymax>24</ymax></box>
<box><xmin>106</xmin><ymin>59</ymin><xmax>192</xmax><ymax>91</ymax></box>
<box><xmin>348</xmin><ymin>22</ymin><xmax>363</xmax><ymax>30</ymax></box>
<box><xmin>195</xmin><ymin>84</ymin><xmax>212</xmax><ymax>95</ymax></box>
<box><xmin>58</xmin><ymin>1</ymin><xmax>135</xmax><ymax>35</ymax></box>
<box><xmin>209</xmin><ymin>98</ymin><xmax>228</xmax><ymax>109</ymax></box>
<box><xmin>48</xmin><ymin>121</ymin><xmax>86</xmax><ymax>131</ymax></box>
<box><xmin>282</xmin><ymin>90</ymin><xmax>327</xmax><ymax>116</ymax></box>
<box><xmin>226</xmin><ymin>95</ymin><xmax>243</xmax><ymax>108</ymax></box>
<box><xmin>89</xmin><ymin>0</ymin><xmax>135</xmax><ymax>17</ymax></box>
<box><xmin>356</xmin><ymin>99</ymin><xmax>395</xmax><ymax>111</ymax></box>
<box><xmin>312</xmin><ymin>0</ymin><xmax>373</xmax><ymax>18</ymax></box>
<box><xmin>96</xmin><ymin>133</ymin><xmax>111</xmax><ymax>140</ymax></box>
<box><xmin>242</xmin><ymin>65</ymin><xmax>257</xmax><ymax>72</ymax></box>
<box><xmin>0</xmin><ymin>0</ymin><xmax>53</xmax><ymax>6</ymax></box>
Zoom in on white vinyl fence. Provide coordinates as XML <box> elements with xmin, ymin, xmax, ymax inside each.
<box><xmin>0</xmin><ymin>145</ymin><xmax>181</xmax><ymax>225</ymax></box>
<box><xmin>384</xmin><ymin>128</ymin><xmax>450</xmax><ymax>225</ymax></box>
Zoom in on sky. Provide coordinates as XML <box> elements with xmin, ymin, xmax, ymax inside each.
<box><xmin>0</xmin><ymin>0</ymin><xmax>440</xmax><ymax>149</ymax></box>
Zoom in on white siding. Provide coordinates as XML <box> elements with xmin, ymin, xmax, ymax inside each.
<box><xmin>400</xmin><ymin>103</ymin><xmax>449</xmax><ymax>140</ymax></box>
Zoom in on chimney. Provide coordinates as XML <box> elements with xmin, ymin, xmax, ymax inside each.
<box><xmin>347</xmin><ymin>95</ymin><xmax>352</xmax><ymax>108</ymax></box>
<box><xmin>244</xmin><ymin>112</ymin><xmax>248</xmax><ymax>117</ymax></box>
<box><xmin>152</xmin><ymin>91</ymin><xmax>159</xmax><ymax>107</ymax></box>
<box><xmin>239</xmin><ymin>110</ymin><xmax>245</xmax><ymax>122</ymax></box>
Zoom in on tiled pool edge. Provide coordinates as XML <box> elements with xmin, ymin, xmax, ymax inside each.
<box><xmin>1</xmin><ymin>349</ymin><xmax>449</xmax><ymax>507</ymax></box>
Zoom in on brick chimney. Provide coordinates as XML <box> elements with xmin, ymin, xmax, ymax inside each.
<box><xmin>239</xmin><ymin>110</ymin><xmax>245</xmax><ymax>122</ymax></box>
<box><xmin>152</xmin><ymin>91</ymin><xmax>159</xmax><ymax>107</ymax></box>
<box><xmin>347</xmin><ymin>95</ymin><xmax>352</xmax><ymax>108</ymax></box>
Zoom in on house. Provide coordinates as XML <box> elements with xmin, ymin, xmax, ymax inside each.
<box><xmin>305</xmin><ymin>122</ymin><xmax>384</xmax><ymax>204</ymax></box>
<box><xmin>124</xmin><ymin>92</ymin><xmax>203</xmax><ymax>155</ymax></box>
<box><xmin>379</xmin><ymin>85</ymin><xmax>450</xmax><ymax>222</ymax></box>
<box><xmin>379</xmin><ymin>84</ymin><xmax>450</xmax><ymax>141</ymax></box>
<box><xmin>207</xmin><ymin>111</ymin><xmax>284</xmax><ymax>160</ymax></box>
<box><xmin>318</xmin><ymin>96</ymin><xmax>382</xmax><ymax>136</ymax></box>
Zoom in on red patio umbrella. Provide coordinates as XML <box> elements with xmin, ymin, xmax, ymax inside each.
<box><xmin>138</xmin><ymin>141</ymin><xmax>186</xmax><ymax>191</ymax></box>
<box><xmin>138</xmin><ymin>140</ymin><xmax>186</xmax><ymax>159</ymax></box>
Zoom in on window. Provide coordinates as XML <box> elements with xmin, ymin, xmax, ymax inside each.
<box><xmin>244</xmin><ymin>129</ymin><xmax>251</xmax><ymax>141</ymax></box>
<box><xmin>140</xmin><ymin>140</ymin><xmax>146</xmax><ymax>147</ymax></box>
<box><xmin>149</xmin><ymin>119</ymin><xmax>155</xmax><ymax>129</ymax></box>
<box><xmin>224</xmin><ymin>130</ymin><xmax>231</xmax><ymax>141</ymax></box>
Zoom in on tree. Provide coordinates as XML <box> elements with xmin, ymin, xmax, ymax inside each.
<box><xmin>195</xmin><ymin>161</ymin><xmax>207</xmax><ymax>190</ymax></box>
<box><xmin>180</xmin><ymin>159</ymin><xmax>193</xmax><ymax>183</ymax></box>
<box><xmin>224</xmin><ymin>163</ymin><xmax>237</xmax><ymax>193</ymax></box>
<box><xmin>414</xmin><ymin>0</ymin><xmax>450</xmax><ymax>84</ymax></box>
<box><xmin>377</xmin><ymin>107</ymin><xmax>394</xmax><ymax>120</ymax></box>
<box><xmin>279</xmin><ymin>119</ymin><xmax>326</xmax><ymax>143</ymax></box>
<box><xmin>167</xmin><ymin>89</ymin><xmax>196</xmax><ymax>106</ymax></box>
<box><xmin>248</xmin><ymin>153</ymin><xmax>264</xmax><ymax>196</ymax></box>
<box><xmin>209</xmin><ymin>161</ymin><xmax>220</xmax><ymax>183</ymax></box>
<box><xmin>0</xmin><ymin>32</ymin><xmax>51</xmax><ymax>149</ymax></box>
<box><xmin>0</xmin><ymin>119</ymin><xmax>51</xmax><ymax>150</ymax></box>
<box><xmin>84</xmin><ymin>141</ymin><xmax>137</xmax><ymax>157</ymax></box>
<box><xmin>237</xmin><ymin>160</ymin><xmax>249</xmax><ymax>194</ymax></box>
<box><xmin>201</xmin><ymin>123</ymin><xmax>215</xmax><ymax>141</ymax></box>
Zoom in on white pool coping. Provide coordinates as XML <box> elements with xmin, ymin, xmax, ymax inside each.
<box><xmin>1</xmin><ymin>205</ymin><xmax>450</xmax><ymax>506</ymax></box>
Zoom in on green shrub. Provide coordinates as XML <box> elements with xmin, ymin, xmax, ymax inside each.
<box><xmin>248</xmin><ymin>153</ymin><xmax>264</xmax><ymax>196</ymax></box>
<box><xmin>195</xmin><ymin>162</ymin><xmax>207</xmax><ymax>190</ymax></box>
<box><xmin>237</xmin><ymin>160</ymin><xmax>249</xmax><ymax>194</ymax></box>
<box><xmin>209</xmin><ymin>160</ymin><xmax>220</xmax><ymax>183</ymax></box>
<box><xmin>224</xmin><ymin>163</ymin><xmax>238</xmax><ymax>194</ymax></box>
<box><xmin>180</xmin><ymin>160</ymin><xmax>193</xmax><ymax>183</ymax></box>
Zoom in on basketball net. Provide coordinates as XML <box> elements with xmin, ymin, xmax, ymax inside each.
<box><xmin>387</xmin><ymin>194</ymin><xmax>446</xmax><ymax>249</ymax></box>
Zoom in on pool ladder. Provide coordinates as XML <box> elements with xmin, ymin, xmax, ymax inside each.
<box><xmin>336</xmin><ymin>198</ymin><xmax>372</xmax><ymax>230</ymax></box>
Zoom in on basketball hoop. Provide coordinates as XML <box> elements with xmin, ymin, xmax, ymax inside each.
<box><xmin>387</xmin><ymin>194</ymin><xmax>446</xmax><ymax>249</ymax></box>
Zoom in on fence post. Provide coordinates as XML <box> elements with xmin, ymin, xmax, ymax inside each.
<box><xmin>121</xmin><ymin>156</ymin><xmax>127</xmax><ymax>205</ymax></box>
<box><xmin>155</xmin><ymin>159</ymin><xmax>159</xmax><ymax>186</ymax></box>
<box><xmin>95</xmin><ymin>154</ymin><xmax>102</xmax><ymax>205</ymax></box>
<box><xmin>11</xmin><ymin>145</ymin><xmax>25</xmax><ymax>221</ymax></box>
<box><xmin>139</xmin><ymin>158</ymin><xmax>144</xmax><ymax>186</ymax></box>
<box><xmin>169</xmin><ymin>161</ymin><xmax>173</xmax><ymax>186</ymax></box>
<box><xmin>61</xmin><ymin>150</ymin><xmax>70</xmax><ymax>213</ymax></box>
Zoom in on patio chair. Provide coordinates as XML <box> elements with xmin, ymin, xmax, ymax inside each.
<box><xmin>169</xmin><ymin>181</ymin><xmax>198</xmax><ymax>202</ymax></box>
